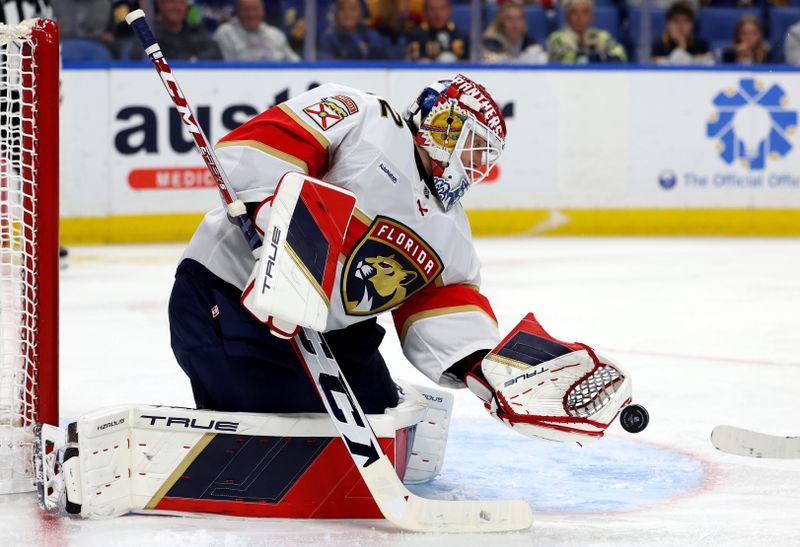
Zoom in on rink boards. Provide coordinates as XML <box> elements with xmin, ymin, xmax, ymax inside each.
<box><xmin>58</xmin><ymin>64</ymin><xmax>800</xmax><ymax>241</ymax></box>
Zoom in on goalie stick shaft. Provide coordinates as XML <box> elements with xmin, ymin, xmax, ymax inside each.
<box><xmin>711</xmin><ymin>425</ymin><xmax>800</xmax><ymax>459</ymax></box>
<box><xmin>292</xmin><ymin>330</ymin><xmax>532</xmax><ymax>532</ymax></box>
<box><xmin>125</xmin><ymin>10</ymin><xmax>260</xmax><ymax>252</ymax></box>
<box><xmin>125</xmin><ymin>11</ymin><xmax>532</xmax><ymax>532</ymax></box>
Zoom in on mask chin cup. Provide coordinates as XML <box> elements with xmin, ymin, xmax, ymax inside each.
<box><xmin>433</xmin><ymin>173</ymin><xmax>470</xmax><ymax>211</ymax></box>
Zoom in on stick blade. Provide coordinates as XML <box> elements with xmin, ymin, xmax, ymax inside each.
<box><xmin>711</xmin><ymin>425</ymin><xmax>800</xmax><ymax>459</ymax></box>
<box><xmin>364</xmin><ymin>457</ymin><xmax>532</xmax><ymax>532</ymax></box>
<box><xmin>399</xmin><ymin>495</ymin><xmax>534</xmax><ymax>533</ymax></box>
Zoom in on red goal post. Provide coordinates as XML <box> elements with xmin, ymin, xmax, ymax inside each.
<box><xmin>0</xmin><ymin>18</ymin><xmax>59</xmax><ymax>494</ymax></box>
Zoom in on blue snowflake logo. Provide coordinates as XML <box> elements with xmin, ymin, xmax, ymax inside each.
<box><xmin>706</xmin><ymin>79</ymin><xmax>797</xmax><ymax>170</ymax></box>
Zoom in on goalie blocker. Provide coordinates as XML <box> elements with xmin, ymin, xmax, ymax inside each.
<box><xmin>241</xmin><ymin>172</ymin><xmax>356</xmax><ymax>338</ymax></box>
<box><xmin>36</xmin><ymin>383</ymin><xmax>454</xmax><ymax>519</ymax></box>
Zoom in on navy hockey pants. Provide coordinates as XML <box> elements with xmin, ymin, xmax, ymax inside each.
<box><xmin>168</xmin><ymin>259</ymin><xmax>399</xmax><ymax>414</ymax></box>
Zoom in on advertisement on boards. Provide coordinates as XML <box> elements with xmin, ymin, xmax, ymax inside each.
<box><xmin>629</xmin><ymin>72</ymin><xmax>800</xmax><ymax>208</ymax></box>
<box><xmin>59</xmin><ymin>66</ymin><xmax>800</xmax><ymax>221</ymax></box>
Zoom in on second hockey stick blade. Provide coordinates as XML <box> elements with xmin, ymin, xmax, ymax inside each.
<box><xmin>711</xmin><ymin>425</ymin><xmax>800</xmax><ymax>459</ymax></box>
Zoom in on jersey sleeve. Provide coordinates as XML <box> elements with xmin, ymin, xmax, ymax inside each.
<box><xmin>392</xmin><ymin>284</ymin><xmax>501</xmax><ymax>388</ymax></box>
<box><xmin>214</xmin><ymin>83</ymin><xmax>366</xmax><ymax>203</ymax></box>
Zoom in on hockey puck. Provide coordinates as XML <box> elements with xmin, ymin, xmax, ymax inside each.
<box><xmin>620</xmin><ymin>404</ymin><xmax>649</xmax><ymax>433</ymax></box>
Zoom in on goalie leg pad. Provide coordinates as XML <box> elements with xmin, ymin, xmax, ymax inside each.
<box><xmin>401</xmin><ymin>383</ymin><xmax>454</xmax><ymax>484</ymax></box>
<box><xmin>47</xmin><ymin>399</ymin><xmax>427</xmax><ymax>519</ymax></box>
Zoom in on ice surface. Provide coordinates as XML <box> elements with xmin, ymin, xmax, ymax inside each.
<box><xmin>2</xmin><ymin>237</ymin><xmax>799</xmax><ymax>546</ymax></box>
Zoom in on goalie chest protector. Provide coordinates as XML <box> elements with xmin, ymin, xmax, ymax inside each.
<box><xmin>183</xmin><ymin>82</ymin><xmax>485</xmax><ymax>331</ymax></box>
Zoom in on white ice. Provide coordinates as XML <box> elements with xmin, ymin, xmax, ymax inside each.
<box><xmin>2</xmin><ymin>237</ymin><xmax>799</xmax><ymax>546</ymax></box>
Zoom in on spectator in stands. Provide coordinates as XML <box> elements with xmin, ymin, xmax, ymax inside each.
<box><xmin>626</xmin><ymin>0</ymin><xmax>698</xmax><ymax>9</ymax></box>
<box><xmin>133</xmin><ymin>0</ymin><xmax>222</xmax><ymax>60</ymax></box>
<box><xmin>784</xmin><ymin>21</ymin><xmax>800</xmax><ymax>64</ymax></box>
<box><xmin>192</xmin><ymin>0</ymin><xmax>235</xmax><ymax>33</ymax></box>
<box><xmin>107</xmin><ymin>1</ymin><xmax>141</xmax><ymax>59</ymax></box>
<box><xmin>482</xmin><ymin>2</ymin><xmax>547</xmax><ymax>63</ymax></box>
<box><xmin>721</xmin><ymin>15</ymin><xmax>772</xmax><ymax>64</ymax></box>
<box><xmin>405</xmin><ymin>0</ymin><xmax>469</xmax><ymax>62</ymax></box>
<box><xmin>214</xmin><ymin>0</ymin><xmax>299</xmax><ymax>61</ymax></box>
<box><xmin>318</xmin><ymin>0</ymin><xmax>393</xmax><ymax>60</ymax></box>
<box><xmin>651</xmin><ymin>1</ymin><xmax>712</xmax><ymax>64</ymax></box>
<box><xmin>367</xmin><ymin>0</ymin><xmax>422</xmax><ymax>58</ymax></box>
<box><xmin>547</xmin><ymin>0</ymin><xmax>626</xmax><ymax>63</ymax></box>
<box><xmin>278</xmin><ymin>0</ymin><xmax>337</xmax><ymax>57</ymax></box>
<box><xmin>51</xmin><ymin>0</ymin><xmax>114</xmax><ymax>45</ymax></box>
<box><xmin>495</xmin><ymin>0</ymin><xmax>552</xmax><ymax>6</ymax></box>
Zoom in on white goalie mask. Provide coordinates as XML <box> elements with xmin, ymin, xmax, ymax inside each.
<box><xmin>404</xmin><ymin>74</ymin><xmax>507</xmax><ymax>211</ymax></box>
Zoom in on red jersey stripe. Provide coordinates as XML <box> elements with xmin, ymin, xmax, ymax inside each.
<box><xmin>339</xmin><ymin>207</ymin><xmax>371</xmax><ymax>261</ymax></box>
<box><xmin>217</xmin><ymin>105</ymin><xmax>329</xmax><ymax>177</ymax></box>
<box><xmin>392</xmin><ymin>284</ymin><xmax>497</xmax><ymax>342</ymax></box>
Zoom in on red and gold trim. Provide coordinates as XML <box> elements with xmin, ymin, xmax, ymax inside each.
<box><xmin>392</xmin><ymin>284</ymin><xmax>497</xmax><ymax>343</ymax></box>
<box><xmin>216</xmin><ymin>104</ymin><xmax>329</xmax><ymax>177</ymax></box>
<box><xmin>214</xmin><ymin>140</ymin><xmax>309</xmax><ymax>174</ymax></box>
<box><xmin>339</xmin><ymin>207</ymin><xmax>371</xmax><ymax>262</ymax></box>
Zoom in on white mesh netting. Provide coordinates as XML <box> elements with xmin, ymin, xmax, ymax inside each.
<box><xmin>565</xmin><ymin>364</ymin><xmax>624</xmax><ymax>419</ymax></box>
<box><xmin>0</xmin><ymin>20</ymin><xmax>39</xmax><ymax>494</ymax></box>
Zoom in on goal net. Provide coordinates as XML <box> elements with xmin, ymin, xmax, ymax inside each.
<box><xmin>0</xmin><ymin>18</ymin><xmax>58</xmax><ymax>495</ymax></box>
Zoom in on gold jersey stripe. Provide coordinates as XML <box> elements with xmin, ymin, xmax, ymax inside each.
<box><xmin>399</xmin><ymin>304</ymin><xmax>497</xmax><ymax>343</ymax></box>
<box><xmin>278</xmin><ymin>103</ymin><xmax>331</xmax><ymax>150</ymax></box>
<box><xmin>352</xmin><ymin>207</ymin><xmax>372</xmax><ymax>226</ymax></box>
<box><xmin>340</xmin><ymin>207</ymin><xmax>370</xmax><ymax>264</ymax></box>
<box><xmin>433</xmin><ymin>279</ymin><xmax>479</xmax><ymax>290</ymax></box>
<box><xmin>214</xmin><ymin>140</ymin><xmax>309</xmax><ymax>174</ymax></box>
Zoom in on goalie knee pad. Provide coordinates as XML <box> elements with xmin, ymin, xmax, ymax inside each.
<box><xmin>400</xmin><ymin>383</ymin><xmax>455</xmax><ymax>484</ymax></box>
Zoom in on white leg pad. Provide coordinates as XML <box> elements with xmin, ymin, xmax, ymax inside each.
<box><xmin>75</xmin><ymin>406</ymin><xmax>135</xmax><ymax>518</ymax></box>
<box><xmin>403</xmin><ymin>384</ymin><xmax>454</xmax><ymax>484</ymax></box>
<box><xmin>64</xmin><ymin>398</ymin><xmax>430</xmax><ymax>519</ymax></box>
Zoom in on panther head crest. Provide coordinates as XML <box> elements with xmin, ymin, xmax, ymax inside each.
<box><xmin>351</xmin><ymin>255</ymin><xmax>418</xmax><ymax>313</ymax></box>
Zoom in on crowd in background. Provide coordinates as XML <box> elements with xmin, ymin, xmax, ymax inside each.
<box><xmin>50</xmin><ymin>0</ymin><xmax>800</xmax><ymax>64</ymax></box>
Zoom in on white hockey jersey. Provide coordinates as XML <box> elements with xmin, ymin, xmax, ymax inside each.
<box><xmin>182</xmin><ymin>83</ymin><xmax>501</xmax><ymax>386</ymax></box>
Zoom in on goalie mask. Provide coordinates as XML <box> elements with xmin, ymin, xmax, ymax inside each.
<box><xmin>404</xmin><ymin>74</ymin><xmax>506</xmax><ymax>211</ymax></box>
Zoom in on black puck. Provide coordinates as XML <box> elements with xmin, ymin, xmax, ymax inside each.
<box><xmin>620</xmin><ymin>404</ymin><xmax>649</xmax><ymax>433</ymax></box>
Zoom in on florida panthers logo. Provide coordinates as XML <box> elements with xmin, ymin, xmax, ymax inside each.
<box><xmin>343</xmin><ymin>217</ymin><xmax>442</xmax><ymax>316</ymax></box>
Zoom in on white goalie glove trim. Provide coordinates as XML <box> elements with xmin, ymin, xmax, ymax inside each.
<box><xmin>479</xmin><ymin>347</ymin><xmax>632</xmax><ymax>443</ymax></box>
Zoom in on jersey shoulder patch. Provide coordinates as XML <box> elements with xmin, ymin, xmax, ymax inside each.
<box><xmin>302</xmin><ymin>94</ymin><xmax>361</xmax><ymax>131</ymax></box>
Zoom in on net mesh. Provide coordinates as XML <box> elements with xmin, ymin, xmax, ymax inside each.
<box><xmin>0</xmin><ymin>20</ymin><xmax>39</xmax><ymax>494</ymax></box>
<box><xmin>565</xmin><ymin>364</ymin><xmax>624</xmax><ymax>419</ymax></box>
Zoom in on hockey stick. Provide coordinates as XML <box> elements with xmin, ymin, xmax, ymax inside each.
<box><xmin>125</xmin><ymin>10</ymin><xmax>532</xmax><ymax>532</ymax></box>
<box><xmin>711</xmin><ymin>425</ymin><xmax>800</xmax><ymax>459</ymax></box>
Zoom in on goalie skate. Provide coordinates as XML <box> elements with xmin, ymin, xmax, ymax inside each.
<box><xmin>34</xmin><ymin>422</ymin><xmax>81</xmax><ymax>514</ymax></box>
<box><xmin>34</xmin><ymin>423</ymin><xmax>65</xmax><ymax>511</ymax></box>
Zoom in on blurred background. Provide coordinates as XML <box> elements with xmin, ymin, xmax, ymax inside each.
<box><xmin>49</xmin><ymin>0</ymin><xmax>800</xmax><ymax>242</ymax></box>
